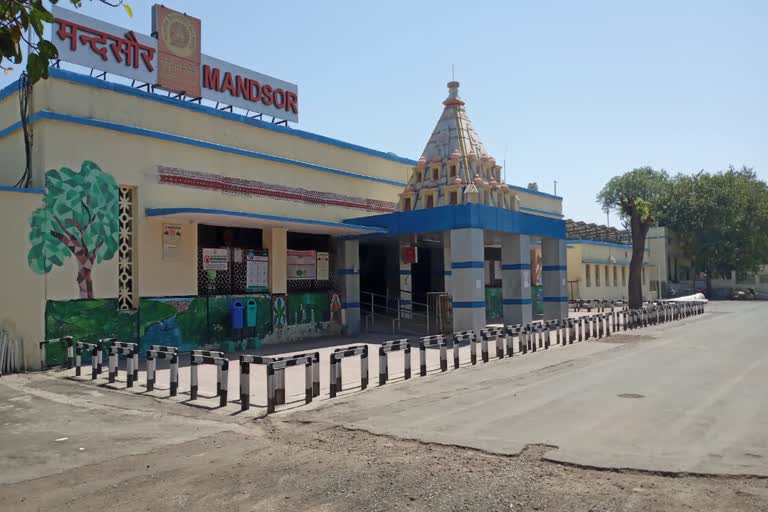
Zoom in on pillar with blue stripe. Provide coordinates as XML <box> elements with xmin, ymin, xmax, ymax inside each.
<box><xmin>449</xmin><ymin>228</ymin><xmax>486</xmax><ymax>332</ymax></box>
<box><xmin>336</xmin><ymin>239</ymin><xmax>361</xmax><ymax>334</ymax></box>
<box><xmin>501</xmin><ymin>233</ymin><xmax>533</xmax><ymax>325</ymax></box>
<box><xmin>542</xmin><ymin>238</ymin><xmax>568</xmax><ymax>320</ymax></box>
<box><xmin>399</xmin><ymin>247</ymin><xmax>413</xmax><ymax>320</ymax></box>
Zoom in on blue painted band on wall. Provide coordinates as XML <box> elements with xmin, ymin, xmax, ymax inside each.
<box><xmin>542</xmin><ymin>297</ymin><xmax>569</xmax><ymax>303</ymax></box>
<box><xmin>0</xmin><ymin>69</ymin><xmax>418</xmax><ymax>167</ymax></box>
<box><xmin>0</xmin><ymin>110</ymin><xmax>408</xmax><ymax>188</ymax></box>
<box><xmin>443</xmin><ymin>271</ymin><xmax>452</xmax><ymax>276</ymax></box>
<box><xmin>569</xmin><ymin>239</ymin><xmax>650</xmax><ymax>252</ymax></box>
<box><xmin>542</xmin><ymin>265</ymin><xmax>567</xmax><ymax>271</ymax></box>
<box><xmin>451</xmin><ymin>261</ymin><xmax>484</xmax><ymax>269</ymax></box>
<box><xmin>337</xmin><ymin>268</ymin><xmax>358</xmax><ymax>275</ymax></box>
<box><xmin>399</xmin><ymin>269</ymin><xmax>412</xmax><ymax>275</ymax></box>
<box><xmin>520</xmin><ymin>206</ymin><xmax>563</xmax><ymax>218</ymax></box>
<box><xmin>503</xmin><ymin>298</ymin><xmax>533</xmax><ymax>305</ymax></box>
<box><xmin>501</xmin><ymin>263</ymin><xmax>531</xmax><ymax>270</ymax></box>
<box><xmin>400</xmin><ymin>300</ymin><xmax>412</xmax><ymax>305</ymax></box>
<box><xmin>342</xmin><ymin>302</ymin><xmax>361</xmax><ymax>309</ymax></box>
<box><xmin>452</xmin><ymin>301</ymin><xmax>486</xmax><ymax>309</ymax></box>
<box><xmin>0</xmin><ymin>185</ymin><xmax>46</xmax><ymax>195</ymax></box>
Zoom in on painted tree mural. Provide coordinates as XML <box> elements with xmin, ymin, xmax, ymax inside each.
<box><xmin>28</xmin><ymin>161</ymin><xmax>119</xmax><ymax>298</ymax></box>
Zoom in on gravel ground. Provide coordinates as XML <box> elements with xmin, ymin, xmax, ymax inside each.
<box><xmin>1</xmin><ymin>417</ymin><xmax>766</xmax><ymax>512</ymax></box>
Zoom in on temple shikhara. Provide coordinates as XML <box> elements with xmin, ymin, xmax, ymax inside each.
<box><xmin>399</xmin><ymin>81</ymin><xmax>519</xmax><ymax>212</ymax></box>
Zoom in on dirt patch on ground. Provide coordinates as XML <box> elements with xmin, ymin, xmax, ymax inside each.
<box><xmin>1</xmin><ymin>417</ymin><xmax>765</xmax><ymax>512</ymax></box>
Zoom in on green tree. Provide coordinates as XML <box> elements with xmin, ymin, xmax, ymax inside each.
<box><xmin>1</xmin><ymin>0</ymin><xmax>132</xmax><ymax>83</ymax></box>
<box><xmin>28</xmin><ymin>161</ymin><xmax>119</xmax><ymax>298</ymax></box>
<box><xmin>597</xmin><ymin>167</ymin><xmax>670</xmax><ymax>308</ymax></box>
<box><xmin>664</xmin><ymin>166</ymin><xmax>768</xmax><ymax>288</ymax></box>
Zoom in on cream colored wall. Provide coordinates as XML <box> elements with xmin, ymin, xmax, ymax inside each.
<box><xmin>0</xmin><ymin>130</ymin><xmax>28</xmax><ymax>188</ymax></box>
<box><xmin>138</xmin><ymin>217</ymin><xmax>198</xmax><ymax>297</ymax></box>
<box><xmin>0</xmin><ymin>190</ymin><xmax>46</xmax><ymax>369</ymax></box>
<box><xmin>566</xmin><ymin>242</ymin><xmax>653</xmax><ymax>300</ymax></box>
<box><xmin>515</xmin><ymin>189</ymin><xmax>562</xmax><ymax>218</ymax></box>
<box><xmin>263</xmin><ymin>228</ymin><xmax>287</xmax><ymax>294</ymax></box>
<box><xmin>38</xmin><ymin>77</ymin><xmax>412</xmax><ymax>185</ymax></box>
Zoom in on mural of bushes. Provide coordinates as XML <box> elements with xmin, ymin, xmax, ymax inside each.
<box><xmin>44</xmin><ymin>299</ymin><xmax>137</xmax><ymax>366</ymax></box>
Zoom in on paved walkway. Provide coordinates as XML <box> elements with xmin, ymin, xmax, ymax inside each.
<box><xmin>293</xmin><ymin>302</ymin><xmax>768</xmax><ymax>476</ymax></box>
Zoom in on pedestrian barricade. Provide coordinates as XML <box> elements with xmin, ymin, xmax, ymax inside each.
<box><xmin>74</xmin><ymin>341</ymin><xmax>100</xmax><ymax>380</ymax></box>
<box><xmin>108</xmin><ymin>341</ymin><xmax>138</xmax><ymax>387</ymax></box>
<box><xmin>239</xmin><ymin>352</ymin><xmax>320</xmax><ymax>411</ymax></box>
<box><xmin>330</xmin><ymin>345</ymin><xmax>369</xmax><ymax>398</ymax></box>
<box><xmin>419</xmin><ymin>335</ymin><xmax>448</xmax><ymax>376</ymax></box>
<box><xmin>190</xmin><ymin>352</ymin><xmax>228</xmax><ymax>407</ymax></box>
<box><xmin>379</xmin><ymin>339</ymin><xmax>411</xmax><ymax>385</ymax></box>
<box><xmin>452</xmin><ymin>330</ymin><xmax>475</xmax><ymax>367</ymax></box>
<box><xmin>480</xmin><ymin>326</ymin><xmax>505</xmax><ymax>361</ymax></box>
<box><xmin>146</xmin><ymin>345</ymin><xmax>179</xmax><ymax>396</ymax></box>
<box><xmin>39</xmin><ymin>336</ymin><xmax>74</xmax><ymax>369</ymax></box>
<box><xmin>266</xmin><ymin>355</ymin><xmax>314</xmax><ymax>414</ymax></box>
<box><xmin>504</xmin><ymin>324</ymin><xmax>522</xmax><ymax>355</ymax></box>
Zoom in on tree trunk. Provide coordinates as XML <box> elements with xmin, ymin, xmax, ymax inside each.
<box><xmin>76</xmin><ymin>256</ymin><xmax>94</xmax><ymax>299</ymax></box>
<box><xmin>628</xmin><ymin>212</ymin><xmax>649</xmax><ymax>309</ymax></box>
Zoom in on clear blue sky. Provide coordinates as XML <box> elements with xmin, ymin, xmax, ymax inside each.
<box><xmin>3</xmin><ymin>0</ymin><xmax>766</xmax><ymax>223</ymax></box>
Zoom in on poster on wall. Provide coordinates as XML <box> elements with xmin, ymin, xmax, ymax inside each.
<box><xmin>246</xmin><ymin>250</ymin><xmax>269</xmax><ymax>292</ymax></box>
<box><xmin>162</xmin><ymin>223</ymin><xmax>182</xmax><ymax>260</ymax></box>
<box><xmin>287</xmin><ymin>250</ymin><xmax>316</xmax><ymax>280</ymax></box>
<box><xmin>202</xmin><ymin>248</ymin><xmax>228</xmax><ymax>271</ymax></box>
<box><xmin>316</xmin><ymin>252</ymin><xmax>329</xmax><ymax>281</ymax></box>
<box><xmin>493</xmin><ymin>260</ymin><xmax>502</xmax><ymax>280</ymax></box>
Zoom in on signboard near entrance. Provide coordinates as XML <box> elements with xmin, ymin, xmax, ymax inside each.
<box><xmin>287</xmin><ymin>250</ymin><xmax>316</xmax><ymax>280</ymax></box>
<box><xmin>162</xmin><ymin>223</ymin><xmax>182</xmax><ymax>260</ymax></box>
<box><xmin>202</xmin><ymin>248</ymin><xmax>228</xmax><ymax>271</ymax></box>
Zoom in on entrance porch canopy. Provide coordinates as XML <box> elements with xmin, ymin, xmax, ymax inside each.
<box><xmin>343</xmin><ymin>204</ymin><xmax>566</xmax><ymax>240</ymax></box>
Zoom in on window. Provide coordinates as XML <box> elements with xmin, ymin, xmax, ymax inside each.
<box><xmin>622</xmin><ymin>267</ymin><xmax>626</xmax><ymax>286</ymax></box>
<box><xmin>449</xmin><ymin>191</ymin><xmax>458</xmax><ymax>205</ymax></box>
<box><xmin>425</xmin><ymin>194</ymin><xmax>434</xmax><ymax>208</ymax></box>
<box><xmin>432</xmin><ymin>167</ymin><xmax>439</xmax><ymax>180</ymax></box>
<box><xmin>586</xmin><ymin>264</ymin><xmax>591</xmax><ymax>287</ymax></box>
<box><xmin>449</xmin><ymin>165</ymin><xmax>457</xmax><ymax>177</ymax></box>
<box><xmin>605</xmin><ymin>266</ymin><xmax>610</xmax><ymax>287</ymax></box>
<box><xmin>403</xmin><ymin>197</ymin><xmax>411</xmax><ymax>211</ymax></box>
<box><xmin>417</xmin><ymin>171</ymin><xmax>423</xmax><ymax>183</ymax></box>
<box><xmin>596</xmin><ymin>265</ymin><xmax>601</xmax><ymax>287</ymax></box>
<box><xmin>613</xmin><ymin>266</ymin><xmax>618</xmax><ymax>287</ymax></box>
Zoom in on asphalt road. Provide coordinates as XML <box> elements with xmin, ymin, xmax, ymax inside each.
<box><xmin>298</xmin><ymin>301</ymin><xmax>768</xmax><ymax>476</ymax></box>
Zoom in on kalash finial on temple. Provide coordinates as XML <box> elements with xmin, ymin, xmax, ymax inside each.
<box><xmin>398</xmin><ymin>81</ymin><xmax>520</xmax><ymax>211</ymax></box>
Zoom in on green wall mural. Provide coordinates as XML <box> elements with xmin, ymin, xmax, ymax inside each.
<box><xmin>43</xmin><ymin>292</ymin><xmax>340</xmax><ymax>366</ymax></box>
<box><xmin>28</xmin><ymin>161</ymin><xmax>119</xmax><ymax>299</ymax></box>
<box><xmin>287</xmin><ymin>292</ymin><xmax>331</xmax><ymax>325</ymax></box>
<box><xmin>44</xmin><ymin>299</ymin><xmax>137</xmax><ymax>366</ymax></box>
<box><xmin>485</xmin><ymin>287</ymin><xmax>503</xmax><ymax>321</ymax></box>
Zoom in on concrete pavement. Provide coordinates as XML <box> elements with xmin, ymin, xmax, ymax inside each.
<box><xmin>296</xmin><ymin>302</ymin><xmax>768</xmax><ymax>476</ymax></box>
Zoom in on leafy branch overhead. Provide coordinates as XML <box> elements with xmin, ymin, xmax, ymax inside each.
<box><xmin>0</xmin><ymin>0</ymin><xmax>132</xmax><ymax>82</ymax></box>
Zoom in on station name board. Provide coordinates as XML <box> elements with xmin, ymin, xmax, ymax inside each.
<box><xmin>51</xmin><ymin>5</ymin><xmax>299</xmax><ymax>123</ymax></box>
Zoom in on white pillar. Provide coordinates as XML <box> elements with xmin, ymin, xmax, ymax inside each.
<box><xmin>336</xmin><ymin>239</ymin><xmax>361</xmax><ymax>334</ymax></box>
<box><xmin>449</xmin><ymin>228</ymin><xmax>486</xmax><ymax>332</ymax></box>
<box><xmin>399</xmin><ymin>247</ymin><xmax>413</xmax><ymax>320</ymax></box>
<box><xmin>501</xmin><ymin>233</ymin><xmax>533</xmax><ymax>325</ymax></box>
<box><xmin>542</xmin><ymin>238</ymin><xmax>568</xmax><ymax>320</ymax></box>
<box><xmin>443</xmin><ymin>243</ymin><xmax>452</xmax><ymax>297</ymax></box>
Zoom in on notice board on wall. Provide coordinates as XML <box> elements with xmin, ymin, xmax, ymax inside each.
<box><xmin>246</xmin><ymin>249</ymin><xmax>269</xmax><ymax>292</ymax></box>
<box><xmin>202</xmin><ymin>248</ymin><xmax>228</xmax><ymax>271</ymax></box>
<box><xmin>316</xmin><ymin>252</ymin><xmax>329</xmax><ymax>281</ymax></box>
<box><xmin>287</xmin><ymin>250</ymin><xmax>316</xmax><ymax>280</ymax></box>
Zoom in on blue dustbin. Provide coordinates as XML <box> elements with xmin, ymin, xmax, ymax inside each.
<box><xmin>231</xmin><ymin>301</ymin><xmax>244</xmax><ymax>330</ymax></box>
